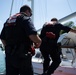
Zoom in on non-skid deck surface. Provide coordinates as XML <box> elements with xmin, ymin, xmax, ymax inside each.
<box><xmin>52</xmin><ymin>66</ymin><xmax>76</xmax><ymax>75</ymax></box>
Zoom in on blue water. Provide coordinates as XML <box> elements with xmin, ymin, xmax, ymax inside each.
<box><xmin>0</xmin><ymin>48</ymin><xmax>5</xmax><ymax>73</ymax></box>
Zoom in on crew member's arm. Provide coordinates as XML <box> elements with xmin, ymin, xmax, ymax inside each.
<box><xmin>0</xmin><ymin>24</ymin><xmax>6</xmax><ymax>47</ymax></box>
<box><xmin>59</xmin><ymin>23</ymin><xmax>76</xmax><ymax>33</ymax></box>
<box><xmin>29</xmin><ymin>34</ymin><xmax>42</xmax><ymax>48</ymax></box>
<box><xmin>70</xmin><ymin>28</ymin><xmax>76</xmax><ymax>33</ymax></box>
<box><xmin>1</xmin><ymin>39</ymin><xmax>6</xmax><ymax>47</ymax></box>
<box><xmin>23</xmin><ymin>18</ymin><xmax>42</xmax><ymax>48</ymax></box>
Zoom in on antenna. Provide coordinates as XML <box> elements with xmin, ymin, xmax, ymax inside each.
<box><xmin>9</xmin><ymin>0</ymin><xmax>14</xmax><ymax>17</ymax></box>
<box><xmin>28</xmin><ymin>0</ymin><xmax>34</xmax><ymax>22</ymax></box>
<box><xmin>31</xmin><ymin>0</ymin><xmax>34</xmax><ymax>23</ymax></box>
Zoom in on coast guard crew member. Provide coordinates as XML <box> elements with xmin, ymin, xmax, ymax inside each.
<box><xmin>40</xmin><ymin>18</ymin><xmax>76</xmax><ymax>75</ymax></box>
<box><xmin>0</xmin><ymin>5</ymin><xmax>41</xmax><ymax>75</ymax></box>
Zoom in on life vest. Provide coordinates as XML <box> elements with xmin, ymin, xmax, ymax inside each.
<box><xmin>6</xmin><ymin>13</ymin><xmax>21</xmax><ymax>26</ymax></box>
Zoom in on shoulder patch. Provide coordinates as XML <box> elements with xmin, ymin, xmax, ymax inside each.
<box><xmin>7</xmin><ymin>13</ymin><xmax>21</xmax><ymax>24</ymax></box>
<box><xmin>6</xmin><ymin>13</ymin><xmax>21</xmax><ymax>26</ymax></box>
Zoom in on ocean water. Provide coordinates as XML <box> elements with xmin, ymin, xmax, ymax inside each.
<box><xmin>0</xmin><ymin>48</ymin><xmax>5</xmax><ymax>73</ymax></box>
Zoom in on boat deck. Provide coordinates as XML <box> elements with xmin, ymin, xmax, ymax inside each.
<box><xmin>34</xmin><ymin>66</ymin><xmax>76</xmax><ymax>75</ymax></box>
<box><xmin>52</xmin><ymin>66</ymin><xmax>76</xmax><ymax>75</ymax></box>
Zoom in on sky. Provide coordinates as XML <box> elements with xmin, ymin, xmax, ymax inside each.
<box><xmin>0</xmin><ymin>0</ymin><xmax>76</xmax><ymax>33</ymax></box>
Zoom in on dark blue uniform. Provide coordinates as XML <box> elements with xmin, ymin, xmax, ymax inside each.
<box><xmin>0</xmin><ymin>13</ymin><xmax>37</xmax><ymax>75</ymax></box>
<box><xmin>40</xmin><ymin>23</ymin><xmax>71</xmax><ymax>75</ymax></box>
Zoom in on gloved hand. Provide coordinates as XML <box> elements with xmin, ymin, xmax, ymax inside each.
<box><xmin>46</xmin><ymin>32</ymin><xmax>56</xmax><ymax>39</ymax></box>
<box><xmin>30</xmin><ymin>46</ymin><xmax>35</xmax><ymax>56</ymax></box>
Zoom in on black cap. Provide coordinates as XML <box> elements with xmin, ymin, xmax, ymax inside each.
<box><xmin>51</xmin><ymin>18</ymin><xmax>58</xmax><ymax>21</ymax></box>
<box><xmin>20</xmin><ymin>5</ymin><xmax>32</xmax><ymax>13</ymax></box>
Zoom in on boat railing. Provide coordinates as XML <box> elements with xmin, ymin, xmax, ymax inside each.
<box><xmin>33</xmin><ymin>46</ymin><xmax>76</xmax><ymax>68</ymax></box>
<box><xmin>59</xmin><ymin>46</ymin><xmax>76</xmax><ymax>67</ymax></box>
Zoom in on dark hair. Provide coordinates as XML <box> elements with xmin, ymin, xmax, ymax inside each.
<box><xmin>51</xmin><ymin>18</ymin><xmax>58</xmax><ymax>21</ymax></box>
<box><xmin>20</xmin><ymin>5</ymin><xmax>32</xmax><ymax>12</ymax></box>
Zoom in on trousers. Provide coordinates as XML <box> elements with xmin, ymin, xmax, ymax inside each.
<box><xmin>5</xmin><ymin>53</ymin><xmax>33</xmax><ymax>75</ymax></box>
<box><xmin>5</xmin><ymin>44</ymin><xmax>33</xmax><ymax>75</ymax></box>
<box><xmin>40</xmin><ymin>45</ymin><xmax>61</xmax><ymax>75</ymax></box>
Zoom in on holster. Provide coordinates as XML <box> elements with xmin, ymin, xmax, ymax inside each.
<box><xmin>5</xmin><ymin>44</ymin><xmax>32</xmax><ymax>68</ymax></box>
